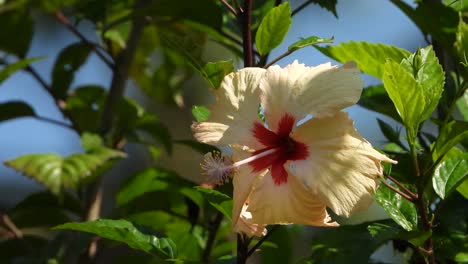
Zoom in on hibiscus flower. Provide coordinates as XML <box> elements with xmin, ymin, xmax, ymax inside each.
<box><xmin>192</xmin><ymin>61</ymin><xmax>396</xmax><ymax>236</ymax></box>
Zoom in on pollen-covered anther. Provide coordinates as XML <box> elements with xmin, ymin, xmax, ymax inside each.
<box><xmin>201</xmin><ymin>151</ymin><xmax>235</xmax><ymax>185</ymax></box>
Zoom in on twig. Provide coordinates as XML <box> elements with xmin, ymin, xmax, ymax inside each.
<box><xmin>379</xmin><ymin>175</ymin><xmax>415</xmax><ymax>202</ymax></box>
<box><xmin>54</xmin><ymin>11</ymin><xmax>115</xmax><ymax>70</ymax></box>
<box><xmin>264</xmin><ymin>50</ymin><xmax>293</xmax><ymax>68</ymax></box>
<box><xmin>221</xmin><ymin>0</ymin><xmax>238</xmax><ymax>16</ymax></box>
<box><xmin>237</xmin><ymin>233</ymin><xmax>249</xmax><ymax>264</ymax></box>
<box><xmin>35</xmin><ymin>116</ymin><xmax>74</xmax><ymax>130</ymax></box>
<box><xmin>1</xmin><ymin>214</ymin><xmax>22</xmax><ymax>239</ymax></box>
<box><xmin>247</xmin><ymin>225</ymin><xmax>278</xmax><ymax>257</ymax></box>
<box><xmin>292</xmin><ymin>0</ymin><xmax>312</xmax><ymax>16</ymax></box>
<box><xmin>239</xmin><ymin>0</ymin><xmax>253</xmax><ymax>67</ymax></box>
<box><xmin>385</xmin><ymin>173</ymin><xmax>418</xmax><ymax>200</ymax></box>
<box><xmin>202</xmin><ymin>211</ymin><xmax>224</xmax><ymax>262</ymax></box>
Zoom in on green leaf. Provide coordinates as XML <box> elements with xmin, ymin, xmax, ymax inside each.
<box><xmin>51</xmin><ymin>42</ymin><xmax>92</xmax><ymax>99</ymax></box>
<box><xmin>390</xmin><ymin>0</ymin><xmax>458</xmax><ymax>51</ymax></box>
<box><xmin>0</xmin><ymin>10</ymin><xmax>34</xmax><ymax>57</ymax></box>
<box><xmin>54</xmin><ymin>219</ymin><xmax>177</xmax><ymax>259</ymax></box>
<box><xmin>255</xmin><ymin>2</ymin><xmax>292</xmax><ymax>56</ymax></box>
<box><xmin>315</xmin><ymin>41</ymin><xmax>410</xmax><ymax>78</ymax></box>
<box><xmin>5</xmin><ymin>134</ymin><xmax>125</xmax><ymax>194</ymax></box>
<box><xmin>200</xmin><ymin>60</ymin><xmax>234</xmax><ymax>89</ymax></box>
<box><xmin>261</xmin><ymin>226</ymin><xmax>292</xmax><ymax>264</ymax></box>
<box><xmin>192</xmin><ymin>105</ymin><xmax>210</xmax><ymax>122</ymax></box>
<box><xmin>288</xmin><ymin>36</ymin><xmax>334</xmax><ymax>52</ymax></box>
<box><xmin>0</xmin><ymin>101</ymin><xmax>36</xmax><ymax>122</ymax></box>
<box><xmin>194</xmin><ymin>187</ymin><xmax>232</xmax><ymax>221</ymax></box>
<box><xmin>358</xmin><ymin>85</ymin><xmax>401</xmax><ymax>122</ymax></box>
<box><xmin>456</xmin><ymin>90</ymin><xmax>468</xmax><ymax>121</ymax></box>
<box><xmin>65</xmin><ymin>85</ymin><xmax>106</xmax><ymax>132</ymax></box>
<box><xmin>375</xmin><ymin>183</ymin><xmax>418</xmax><ymax>231</ymax></box>
<box><xmin>300</xmin><ymin>220</ymin><xmax>396</xmax><ymax>264</ymax></box>
<box><xmin>399</xmin><ymin>46</ymin><xmax>445</xmax><ymax>121</ymax></box>
<box><xmin>443</xmin><ymin>0</ymin><xmax>468</xmax><ymax>11</ymax></box>
<box><xmin>377</xmin><ymin>118</ymin><xmax>405</xmax><ymax>149</ymax></box>
<box><xmin>382</xmin><ymin>59</ymin><xmax>425</xmax><ymax>131</ymax></box>
<box><xmin>308</xmin><ymin>0</ymin><xmax>338</xmax><ymax>17</ymax></box>
<box><xmin>455</xmin><ymin>19</ymin><xmax>468</xmax><ymax>65</ymax></box>
<box><xmin>433</xmin><ymin>152</ymin><xmax>468</xmax><ymax>199</ymax></box>
<box><xmin>116</xmin><ymin>167</ymin><xmax>197</xmax><ymax>207</ymax></box>
<box><xmin>135</xmin><ymin>113</ymin><xmax>172</xmax><ymax>155</ymax></box>
<box><xmin>432</xmin><ymin>120</ymin><xmax>468</xmax><ymax>162</ymax></box>
<box><xmin>0</xmin><ymin>57</ymin><xmax>44</xmax><ymax>83</ymax></box>
<box><xmin>174</xmin><ymin>140</ymin><xmax>218</xmax><ymax>154</ymax></box>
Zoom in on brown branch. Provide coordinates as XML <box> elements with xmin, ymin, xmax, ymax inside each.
<box><xmin>292</xmin><ymin>0</ymin><xmax>312</xmax><ymax>16</ymax></box>
<box><xmin>379</xmin><ymin>176</ymin><xmax>415</xmax><ymax>202</ymax></box>
<box><xmin>385</xmin><ymin>173</ymin><xmax>418</xmax><ymax>200</ymax></box>
<box><xmin>202</xmin><ymin>211</ymin><xmax>224</xmax><ymax>262</ymax></box>
<box><xmin>54</xmin><ymin>11</ymin><xmax>115</xmax><ymax>70</ymax></box>
<box><xmin>220</xmin><ymin>0</ymin><xmax>238</xmax><ymax>15</ymax></box>
<box><xmin>247</xmin><ymin>225</ymin><xmax>278</xmax><ymax>257</ymax></box>
<box><xmin>239</xmin><ymin>0</ymin><xmax>253</xmax><ymax>67</ymax></box>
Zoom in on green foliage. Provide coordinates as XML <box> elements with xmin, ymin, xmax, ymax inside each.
<box><xmin>433</xmin><ymin>151</ymin><xmax>468</xmax><ymax>199</ymax></box>
<box><xmin>376</xmin><ymin>183</ymin><xmax>418</xmax><ymax>231</ymax></box>
<box><xmin>308</xmin><ymin>0</ymin><xmax>338</xmax><ymax>17</ymax></box>
<box><xmin>358</xmin><ymin>85</ymin><xmax>401</xmax><ymax>122</ymax></box>
<box><xmin>54</xmin><ymin>219</ymin><xmax>178</xmax><ymax>259</ymax></box>
<box><xmin>431</xmin><ymin>120</ymin><xmax>468</xmax><ymax>162</ymax></box>
<box><xmin>255</xmin><ymin>2</ymin><xmax>292</xmax><ymax>56</ymax></box>
<box><xmin>382</xmin><ymin>46</ymin><xmax>445</xmax><ymax>137</ymax></box>
<box><xmin>200</xmin><ymin>60</ymin><xmax>234</xmax><ymax>89</ymax></box>
<box><xmin>455</xmin><ymin>19</ymin><xmax>468</xmax><ymax>66</ymax></box>
<box><xmin>0</xmin><ymin>57</ymin><xmax>44</xmax><ymax>83</ymax></box>
<box><xmin>0</xmin><ymin>101</ymin><xmax>36</xmax><ymax>122</ymax></box>
<box><xmin>192</xmin><ymin>105</ymin><xmax>211</xmax><ymax>122</ymax></box>
<box><xmin>51</xmin><ymin>42</ymin><xmax>92</xmax><ymax>99</ymax></box>
<box><xmin>288</xmin><ymin>36</ymin><xmax>334</xmax><ymax>52</ymax></box>
<box><xmin>0</xmin><ymin>9</ymin><xmax>33</xmax><ymax>57</ymax></box>
<box><xmin>315</xmin><ymin>41</ymin><xmax>410</xmax><ymax>78</ymax></box>
<box><xmin>4</xmin><ymin>133</ymin><xmax>125</xmax><ymax>194</ymax></box>
<box><xmin>194</xmin><ymin>187</ymin><xmax>233</xmax><ymax>221</ymax></box>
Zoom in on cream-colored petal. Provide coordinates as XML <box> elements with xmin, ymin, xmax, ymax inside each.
<box><xmin>231</xmin><ymin>148</ymin><xmax>266</xmax><ymax>227</ymax></box>
<box><xmin>246</xmin><ymin>170</ymin><xmax>336</xmax><ymax>226</ymax></box>
<box><xmin>260</xmin><ymin>61</ymin><xmax>363</xmax><ymax>131</ymax></box>
<box><xmin>233</xmin><ymin>204</ymin><xmax>267</xmax><ymax>237</ymax></box>
<box><xmin>192</xmin><ymin>68</ymin><xmax>266</xmax><ymax>148</ymax></box>
<box><xmin>291</xmin><ymin>112</ymin><xmax>397</xmax><ymax>217</ymax></box>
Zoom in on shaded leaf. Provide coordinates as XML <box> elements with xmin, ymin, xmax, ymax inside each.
<box><xmin>377</xmin><ymin>118</ymin><xmax>405</xmax><ymax>149</ymax></box>
<box><xmin>288</xmin><ymin>36</ymin><xmax>333</xmax><ymax>52</ymax></box>
<box><xmin>192</xmin><ymin>105</ymin><xmax>210</xmax><ymax>122</ymax></box>
<box><xmin>261</xmin><ymin>226</ymin><xmax>292</xmax><ymax>264</ymax></box>
<box><xmin>0</xmin><ymin>101</ymin><xmax>36</xmax><ymax>122</ymax></box>
<box><xmin>432</xmin><ymin>120</ymin><xmax>468</xmax><ymax>162</ymax></box>
<box><xmin>390</xmin><ymin>0</ymin><xmax>458</xmax><ymax>51</ymax></box>
<box><xmin>456</xmin><ymin>90</ymin><xmax>468</xmax><ymax>121</ymax></box>
<box><xmin>200</xmin><ymin>60</ymin><xmax>234</xmax><ymax>89</ymax></box>
<box><xmin>358</xmin><ymin>85</ymin><xmax>401</xmax><ymax>122</ymax></box>
<box><xmin>375</xmin><ymin>183</ymin><xmax>418</xmax><ymax>231</ymax></box>
<box><xmin>65</xmin><ymin>85</ymin><xmax>106</xmax><ymax>132</ymax></box>
<box><xmin>5</xmin><ymin>133</ymin><xmax>125</xmax><ymax>194</ymax></box>
<box><xmin>0</xmin><ymin>10</ymin><xmax>34</xmax><ymax>57</ymax></box>
<box><xmin>54</xmin><ymin>219</ymin><xmax>177</xmax><ymax>258</ymax></box>
<box><xmin>255</xmin><ymin>2</ymin><xmax>292</xmax><ymax>56</ymax></box>
<box><xmin>174</xmin><ymin>139</ymin><xmax>218</xmax><ymax>154</ymax></box>
<box><xmin>433</xmin><ymin>152</ymin><xmax>468</xmax><ymax>199</ymax></box>
<box><xmin>308</xmin><ymin>0</ymin><xmax>338</xmax><ymax>17</ymax></box>
<box><xmin>194</xmin><ymin>187</ymin><xmax>232</xmax><ymax>221</ymax></box>
<box><xmin>51</xmin><ymin>42</ymin><xmax>91</xmax><ymax>99</ymax></box>
<box><xmin>315</xmin><ymin>41</ymin><xmax>410</xmax><ymax>78</ymax></box>
<box><xmin>455</xmin><ymin>19</ymin><xmax>468</xmax><ymax>66</ymax></box>
<box><xmin>135</xmin><ymin>113</ymin><xmax>172</xmax><ymax>155</ymax></box>
<box><xmin>299</xmin><ymin>220</ymin><xmax>396</xmax><ymax>264</ymax></box>
<box><xmin>0</xmin><ymin>57</ymin><xmax>44</xmax><ymax>83</ymax></box>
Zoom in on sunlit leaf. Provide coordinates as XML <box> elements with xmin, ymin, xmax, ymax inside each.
<box><xmin>192</xmin><ymin>105</ymin><xmax>210</xmax><ymax>122</ymax></box>
<box><xmin>455</xmin><ymin>19</ymin><xmax>468</xmax><ymax>65</ymax></box>
<box><xmin>288</xmin><ymin>36</ymin><xmax>334</xmax><ymax>52</ymax></box>
<box><xmin>315</xmin><ymin>41</ymin><xmax>410</xmax><ymax>78</ymax></box>
<box><xmin>456</xmin><ymin>90</ymin><xmax>468</xmax><ymax>121</ymax></box>
<box><xmin>200</xmin><ymin>60</ymin><xmax>234</xmax><ymax>89</ymax></box>
<box><xmin>194</xmin><ymin>187</ymin><xmax>232</xmax><ymax>221</ymax></box>
<box><xmin>0</xmin><ymin>101</ymin><xmax>36</xmax><ymax>122</ymax></box>
<box><xmin>375</xmin><ymin>183</ymin><xmax>418</xmax><ymax>231</ymax></box>
<box><xmin>382</xmin><ymin>59</ymin><xmax>425</xmax><ymax>132</ymax></box>
<box><xmin>433</xmin><ymin>152</ymin><xmax>468</xmax><ymax>199</ymax></box>
<box><xmin>255</xmin><ymin>2</ymin><xmax>292</xmax><ymax>56</ymax></box>
<box><xmin>0</xmin><ymin>57</ymin><xmax>44</xmax><ymax>83</ymax></box>
<box><xmin>432</xmin><ymin>120</ymin><xmax>468</xmax><ymax>162</ymax></box>
<box><xmin>5</xmin><ymin>133</ymin><xmax>125</xmax><ymax>194</ymax></box>
<box><xmin>54</xmin><ymin>219</ymin><xmax>177</xmax><ymax>258</ymax></box>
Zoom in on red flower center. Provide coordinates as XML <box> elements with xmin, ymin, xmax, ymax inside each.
<box><xmin>250</xmin><ymin>114</ymin><xmax>309</xmax><ymax>185</ymax></box>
